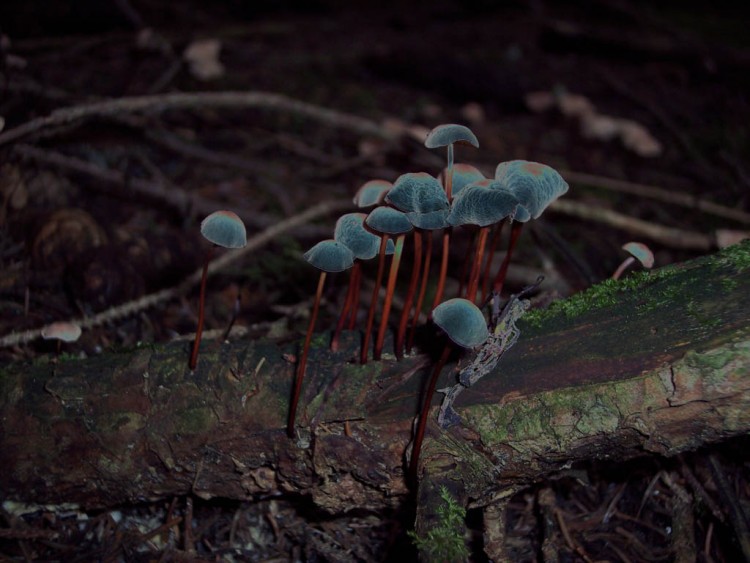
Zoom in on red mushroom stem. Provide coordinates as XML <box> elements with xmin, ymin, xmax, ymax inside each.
<box><xmin>189</xmin><ymin>245</ymin><xmax>215</xmax><ymax>370</ymax></box>
<box><xmin>288</xmin><ymin>271</ymin><xmax>327</xmax><ymax>438</ymax></box>
<box><xmin>374</xmin><ymin>234</ymin><xmax>405</xmax><ymax>361</ymax></box>
<box><xmin>395</xmin><ymin>231</ymin><xmax>423</xmax><ymax>358</ymax></box>
<box><xmin>407</xmin><ymin>232</ymin><xmax>433</xmax><ymax>353</ymax></box>
<box><xmin>361</xmin><ymin>236</ymin><xmax>389</xmax><ymax>364</ymax></box>
<box><xmin>492</xmin><ymin>222</ymin><xmax>524</xmax><ymax>295</ymax></box>
<box><xmin>331</xmin><ymin>262</ymin><xmax>360</xmax><ymax>352</ymax></box>
<box><xmin>465</xmin><ymin>226</ymin><xmax>490</xmax><ymax>304</ymax></box>
<box><xmin>409</xmin><ymin>343</ymin><xmax>452</xmax><ymax>482</ymax></box>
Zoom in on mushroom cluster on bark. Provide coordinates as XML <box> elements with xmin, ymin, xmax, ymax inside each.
<box><xmin>286</xmin><ymin>123</ymin><xmax>570</xmax><ymax>478</ymax></box>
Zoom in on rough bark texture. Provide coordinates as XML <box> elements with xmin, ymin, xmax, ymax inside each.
<box><xmin>1</xmin><ymin>242</ymin><xmax>749</xmax><ymax>518</ymax></box>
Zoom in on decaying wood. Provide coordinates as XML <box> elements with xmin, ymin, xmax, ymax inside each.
<box><xmin>1</xmin><ymin>242</ymin><xmax>749</xmax><ymax>516</ymax></box>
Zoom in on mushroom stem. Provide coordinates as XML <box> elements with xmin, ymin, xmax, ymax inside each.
<box><xmin>466</xmin><ymin>226</ymin><xmax>490</xmax><ymax>304</ymax></box>
<box><xmin>374</xmin><ymin>234</ymin><xmax>405</xmax><ymax>361</ymax></box>
<box><xmin>331</xmin><ymin>262</ymin><xmax>360</xmax><ymax>352</ymax></box>
<box><xmin>445</xmin><ymin>144</ymin><xmax>455</xmax><ymax>199</ymax></box>
<box><xmin>409</xmin><ymin>343</ymin><xmax>453</xmax><ymax>482</ymax></box>
<box><xmin>395</xmin><ymin>231</ymin><xmax>423</xmax><ymax>358</ymax></box>
<box><xmin>612</xmin><ymin>256</ymin><xmax>636</xmax><ymax>280</ymax></box>
<box><xmin>361</xmin><ymin>235</ymin><xmax>389</xmax><ymax>364</ymax></box>
<box><xmin>189</xmin><ymin>245</ymin><xmax>215</xmax><ymax>370</ymax></box>
<box><xmin>492</xmin><ymin>222</ymin><xmax>524</xmax><ymax>295</ymax></box>
<box><xmin>480</xmin><ymin>220</ymin><xmax>506</xmax><ymax>302</ymax></box>
<box><xmin>408</xmin><ymin>232</ymin><xmax>433</xmax><ymax>353</ymax></box>
<box><xmin>347</xmin><ymin>264</ymin><xmax>362</xmax><ymax>330</ymax></box>
<box><xmin>431</xmin><ymin>228</ymin><xmax>451</xmax><ymax>314</ymax></box>
<box><xmin>288</xmin><ymin>271</ymin><xmax>327</xmax><ymax>438</ymax></box>
<box><xmin>457</xmin><ymin>230</ymin><xmax>477</xmax><ymax>297</ymax></box>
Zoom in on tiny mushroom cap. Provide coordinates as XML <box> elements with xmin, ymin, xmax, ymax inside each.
<box><xmin>334</xmin><ymin>213</ymin><xmax>383</xmax><ymax>261</ymax></box>
<box><xmin>353</xmin><ymin>179</ymin><xmax>392</xmax><ymax>208</ymax></box>
<box><xmin>495</xmin><ymin>160</ymin><xmax>569</xmax><ymax>219</ymax></box>
<box><xmin>200</xmin><ymin>210</ymin><xmax>247</xmax><ymax>248</ymax></box>
<box><xmin>385</xmin><ymin>172</ymin><xmax>449</xmax><ymax>214</ymax></box>
<box><xmin>41</xmin><ymin>321</ymin><xmax>82</xmax><ymax>343</ymax></box>
<box><xmin>304</xmin><ymin>240</ymin><xmax>354</xmax><ymax>272</ymax></box>
<box><xmin>432</xmin><ymin>298</ymin><xmax>489</xmax><ymax>348</ymax></box>
<box><xmin>424</xmin><ymin>124</ymin><xmax>479</xmax><ymax>149</ymax></box>
<box><xmin>622</xmin><ymin>242</ymin><xmax>654</xmax><ymax>268</ymax></box>
<box><xmin>447</xmin><ymin>180</ymin><xmax>522</xmax><ymax>227</ymax></box>
<box><xmin>365</xmin><ymin>206</ymin><xmax>414</xmax><ymax>235</ymax></box>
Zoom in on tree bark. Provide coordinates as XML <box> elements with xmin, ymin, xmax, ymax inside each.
<box><xmin>1</xmin><ymin>242</ymin><xmax>749</xmax><ymax>515</ymax></box>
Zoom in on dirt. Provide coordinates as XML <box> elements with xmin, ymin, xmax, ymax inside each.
<box><xmin>1</xmin><ymin>1</ymin><xmax>749</xmax><ymax>560</ymax></box>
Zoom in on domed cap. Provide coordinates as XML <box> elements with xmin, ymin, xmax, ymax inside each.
<box><xmin>442</xmin><ymin>163</ymin><xmax>486</xmax><ymax>196</ymax></box>
<box><xmin>385</xmin><ymin>172</ymin><xmax>449</xmax><ymax>214</ymax></box>
<box><xmin>41</xmin><ymin>321</ymin><xmax>82</xmax><ymax>343</ymax></box>
<box><xmin>365</xmin><ymin>207</ymin><xmax>413</xmax><ymax>235</ymax></box>
<box><xmin>622</xmin><ymin>242</ymin><xmax>654</xmax><ymax>268</ymax></box>
<box><xmin>200</xmin><ymin>210</ymin><xmax>247</xmax><ymax>248</ymax></box>
<box><xmin>425</xmin><ymin>124</ymin><xmax>479</xmax><ymax>149</ymax></box>
<box><xmin>495</xmin><ymin>160</ymin><xmax>568</xmax><ymax>219</ymax></box>
<box><xmin>406</xmin><ymin>209</ymin><xmax>450</xmax><ymax>230</ymax></box>
<box><xmin>304</xmin><ymin>239</ymin><xmax>354</xmax><ymax>272</ymax></box>
<box><xmin>334</xmin><ymin>213</ymin><xmax>382</xmax><ymax>260</ymax></box>
<box><xmin>433</xmin><ymin>298</ymin><xmax>489</xmax><ymax>348</ymax></box>
<box><xmin>447</xmin><ymin>181</ymin><xmax>521</xmax><ymax>227</ymax></box>
<box><xmin>353</xmin><ymin>179</ymin><xmax>392</xmax><ymax>208</ymax></box>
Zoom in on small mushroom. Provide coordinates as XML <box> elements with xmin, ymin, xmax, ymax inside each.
<box><xmin>409</xmin><ymin>298</ymin><xmax>488</xmax><ymax>480</ymax></box>
<box><xmin>330</xmin><ymin>213</ymin><xmax>388</xmax><ymax>351</ymax></box>
<box><xmin>41</xmin><ymin>321</ymin><xmax>82</xmax><ymax>354</ymax></box>
<box><xmin>363</xmin><ymin>207</ymin><xmax>413</xmax><ymax>362</ymax></box>
<box><xmin>448</xmin><ymin>181</ymin><xmax>521</xmax><ymax>303</ymax></box>
<box><xmin>612</xmin><ymin>241</ymin><xmax>654</xmax><ymax>280</ymax></box>
<box><xmin>288</xmin><ymin>240</ymin><xmax>354</xmax><ymax>438</ymax></box>
<box><xmin>432</xmin><ymin>298</ymin><xmax>490</xmax><ymax>349</ymax></box>
<box><xmin>190</xmin><ymin>210</ymin><xmax>247</xmax><ymax>370</ymax></box>
<box><xmin>491</xmin><ymin>160</ymin><xmax>568</xmax><ymax>297</ymax></box>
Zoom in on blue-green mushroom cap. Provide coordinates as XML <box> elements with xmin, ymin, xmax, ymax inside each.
<box><xmin>304</xmin><ymin>239</ymin><xmax>354</xmax><ymax>272</ymax></box>
<box><xmin>495</xmin><ymin>160</ymin><xmax>568</xmax><ymax>219</ymax></box>
<box><xmin>448</xmin><ymin>181</ymin><xmax>521</xmax><ymax>227</ymax></box>
<box><xmin>385</xmin><ymin>172</ymin><xmax>449</xmax><ymax>214</ymax></box>
<box><xmin>443</xmin><ymin>163</ymin><xmax>486</xmax><ymax>196</ymax></box>
<box><xmin>353</xmin><ymin>179</ymin><xmax>392</xmax><ymax>208</ymax></box>
<box><xmin>406</xmin><ymin>209</ymin><xmax>450</xmax><ymax>230</ymax></box>
<box><xmin>433</xmin><ymin>298</ymin><xmax>489</xmax><ymax>348</ymax></box>
<box><xmin>200</xmin><ymin>210</ymin><xmax>247</xmax><ymax>248</ymax></box>
<box><xmin>365</xmin><ymin>206</ymin><xmax>413</xmax><ymax>235</ymax></box>
<box><xmin>425</xmin><ymin>124</ymin><xmax>479</xmax><ymax>149</ymax></box>
<box><xmin>334</xmin><ymin>213</ymin><xmax>383</xmax><ymax>260</ymax></box>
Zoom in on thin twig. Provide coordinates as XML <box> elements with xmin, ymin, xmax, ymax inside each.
<box><xmin>551</xmin><ymin>198</ymin><xmax>713</xmax><ymax>250</ymax></box>
<box><xmin>12</xmin><ymin>144</ymin><xmax>334</xmax><ymax>238</ymax></box>
<box><xmin>0</xmin><ymin>199</ymin><xmax>349</xmax><ymax>348</ymax></box>
<box><xmin>561</xmin><ymin>169</ymin><xmax>750</xmax><ymax>226</ymax></box>
<box><xmin>0</xmin><ymin>91</ymin><xmax>394</xmax><ymax>147</ymax></box>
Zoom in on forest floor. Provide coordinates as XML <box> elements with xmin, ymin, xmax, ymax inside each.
<box><xmin>1</xmin><ymin>1</ymin><xmax>750</xmax><ymax>560</ymax></box>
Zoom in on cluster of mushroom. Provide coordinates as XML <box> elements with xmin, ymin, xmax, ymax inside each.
<box><xmin>288</xmin><ymin>123</ymin><xmax>570</xmax><ymax>442</ymax></box>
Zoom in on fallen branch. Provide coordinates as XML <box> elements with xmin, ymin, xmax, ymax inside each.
<box><xmin>0</xmin><ymin>91</ymin><xmax>394</xmax><ymax>147</ymax></box>
<box><xmin>1</xmin><ymin>241</ymin><xmax>748</xmax><ymax>512</ymax></box>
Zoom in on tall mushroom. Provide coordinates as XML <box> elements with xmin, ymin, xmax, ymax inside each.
<box><xmin>424</xmin><ymin>124</ymin><xmax>480</xmax><ymax>312</ymax></box>
<box><xmin>190</xmin><ymin>210</ymin><xmax>247</xmax><ymax>371</ymax></box>
<box><xmin>409</xmin><ymin>298</ymin><xmax>489</xmax><ymax>481</ymax></box>
<box><xmin>288</xmin><ymin>239</ymin><xmax>354</xmax><ymax>438</ymax></box>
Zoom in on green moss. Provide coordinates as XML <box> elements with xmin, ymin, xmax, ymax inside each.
<box><xmin>718</xmin><ymin>241</ymin><xmax>750</xmax><ymax>273</ymax></box>
<box><xmin>409</xmin><ymin>486</ymin><xmax>470</xmax><ymax>561</ymax></box>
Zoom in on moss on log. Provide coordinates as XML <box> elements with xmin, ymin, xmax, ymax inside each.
<box><xmin>1</xmin><ymin>242</ymin><xmax>749</xmax><ymax>513</ymax></box>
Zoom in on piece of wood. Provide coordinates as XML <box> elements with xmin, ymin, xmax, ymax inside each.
<box><xmin>1</xmin><ymin>242</ymin><xmax>749</xmax><ymax>513</ymax></box>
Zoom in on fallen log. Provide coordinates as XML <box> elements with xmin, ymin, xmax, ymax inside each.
<box><xmin>1</xmin><ymin>241</ymin><xmax>749</xmax><ymax>520</ymax></box>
